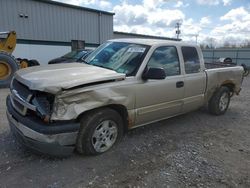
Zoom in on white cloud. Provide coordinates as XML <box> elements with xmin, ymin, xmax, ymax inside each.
<box><xmin>196</xmin><ymin>0</ymin><xmax>220</xmax><ymax>6</ymax></box>
<box><xmin>113</xmin><ymin>2</ymin><xmax>249</xmax><ymax>46</ymax></box>
<box><xmin>220</xmin><ymin>7</ymin><xmax>250</xmax><ymax>21</ymax></box>
<box><xmin>143</xmin><ymin>0</ymin><xmax>167</xmax><ymax>9</ymax></box>
<box><xmin>174</xmin><ymin>1</ymin><xmax>189</xmax><ymax>8</ymax></box>
<box><xmin>223</xmin><ymin>0</ymin><xmax>232</xmax><ymax>6</ymax></box>
<box><xmin>174</xmin><ymin>1</ymin><xmax>183</xmax><ymax>8</ymax></box>
<box><xmin>182</xmin><ymin>18</ymin><xmax>202</xmax><ymax>36</ymax></box>
<box><xmin>113</xmin><ymin>3</ymin><xmax>148</xmax><ymax>26</ymax></box>
<box><xmin>113</xmin><ymin>1</ymin><xmax>185</xmax><ymax>29</ymax></box>
<box><xmin>148</xmin><ymin>9</ymin><xmax>185</xmax><ymax>27</ymax></box>
<box><xmin>196</xmin><ymin>0</ymin><xmax>232</xmax><ymax>6</ymax></box>
<box><xmin>206</xmin><ymin>7</ymin><xmax>250</xmax><ymax>46</ymax></box>
<box><xmin>200</xmin><ymin>17</ymin><xmax>211</xmax><ymax>25</ymax></box>
<box><xmin>99</xmin><ymin>0</ymin><xmax>112</xmax><ymax>8</ymax></box>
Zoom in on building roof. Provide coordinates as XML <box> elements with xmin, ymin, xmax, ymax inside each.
<box><xmin>32</xmin><ymin>0</ymin><xmax>115</xmax><ymax>15</ymax></box>
<box><xmin>113</xmin><ymin>31</ymin><xmax>180</xmax><ymax>41</ymax></box>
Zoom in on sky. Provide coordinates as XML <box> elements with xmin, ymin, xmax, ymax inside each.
<box><xmin>54</xmin><ymin>0</ymin><xmax>250</xmax><ymax>47</ymax></box>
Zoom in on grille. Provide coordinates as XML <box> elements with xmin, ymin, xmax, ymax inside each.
<box><xmin>12</xmin><ymin>98</ymin><xmax>25</xmax><ymax>112</ymax></box>
<box><xmin>10</xmin><ymin>79</ymin><xmax>34</xmax><ymax>116</ymax></box>
<box><xmin>12</xmin><ymin>79</ymin><xmax>31</xmax><ymax>99</ymax></box>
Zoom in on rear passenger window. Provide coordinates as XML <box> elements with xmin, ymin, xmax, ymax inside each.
<box><xmin>147</xmin><ymin>46</ymin><xmax>180</xmax><ymax>76</ymax></box>
<box><xmin>181</xmin><ymin>46</ymin><xmax>200</xmax><ymax>74</ymax></box>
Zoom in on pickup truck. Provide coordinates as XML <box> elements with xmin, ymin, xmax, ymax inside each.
<box><xmin>6</xmin><ymin>39</ymin><xmax>244</xmax><ymax>156</ymax></box>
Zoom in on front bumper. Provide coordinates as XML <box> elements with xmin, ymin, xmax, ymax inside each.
<box><xmin>6</xmin><ymin>96</ymin><xmax>80</xmax><ymax>157</ymax></box>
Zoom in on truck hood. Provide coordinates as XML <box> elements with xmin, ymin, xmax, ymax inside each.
<box><xmin>15</xmin><ymin>63</ymin><xmax>126</xmax><ymax>94</ymax></box>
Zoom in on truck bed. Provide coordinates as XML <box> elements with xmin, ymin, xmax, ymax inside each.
<box><xmin>204</xmin><ymin>64</ymin><xmax>243</xmax><ymax>101</ymax></box>
<box><xmin>205</xmin><ymin>62</ymin><xmax>237</xmax><ymax>69</ymax></box>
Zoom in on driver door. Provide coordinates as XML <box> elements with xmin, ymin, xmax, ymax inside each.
<box><xmin>135</xmin><ymin>46</ymin><xmax>184</xmax><ymax>126</ymax></box>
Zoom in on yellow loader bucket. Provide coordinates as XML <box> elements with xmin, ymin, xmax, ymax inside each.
<box><xmin>0</xmin><ymin>31</ymin><xmax>16</xmax><ymax>54</ymax></box>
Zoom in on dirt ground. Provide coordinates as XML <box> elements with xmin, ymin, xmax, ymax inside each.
<box><xmin>0</xmin><ymin>77</ymin><xmax>249</xmax><ymax>188</ymax></box>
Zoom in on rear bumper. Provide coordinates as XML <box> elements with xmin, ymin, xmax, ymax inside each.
<box><xmin>6</xmin><ymin>96</ymin><xmax>80</xmax><ymax>157</ymax></box>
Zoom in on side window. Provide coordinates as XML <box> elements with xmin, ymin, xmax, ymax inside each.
<box><xmin>181</xmin><ymin>46</ymin><xmax>200</xmax><ymax>74</ymax></box>
<box><xmin>147</xmin><ymin>46</ymin><xmax>180</xmax><ymax>76</ymax></box>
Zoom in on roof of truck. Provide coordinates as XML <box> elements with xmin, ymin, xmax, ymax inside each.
<box><xmin>109</xmin><ymin>38</ymin><xmax>198</xmax><ymax>47</ymax></box>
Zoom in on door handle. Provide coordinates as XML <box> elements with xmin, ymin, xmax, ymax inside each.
<box><xmin>176</xmin><ymin>81</ymin><xmax>184</xmax><ymax>88</ymax></box>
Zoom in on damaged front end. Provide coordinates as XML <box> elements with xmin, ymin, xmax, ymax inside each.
<box><xmin>7</xmin><ymin>78</ymin><xmax>80</xmax><ymax>156</ymax></box>
<box><xmin>10</xmin><ymin>78</ymin><xmax>54</xmax><ymax>123</ymax></box>
<box><xmin>31</xmin><ymin>91</ymin><xmax>54</xmax><ymax>122</ymax></box>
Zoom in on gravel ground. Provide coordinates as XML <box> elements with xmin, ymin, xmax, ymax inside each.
<box><xmin>0</xmin><ymin>76</ymin><xmax>249</xmax><ymax>188</ymax></box>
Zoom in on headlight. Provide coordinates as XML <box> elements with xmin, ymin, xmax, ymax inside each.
<box><xmin>53</xmin><ymin>98</ymin><xmax>67</xmax><ymax>117</ymax></box>
<box><xmin>31</xmin><ymin>92</ymin><xmax>54</xmax><ymax>122</ymax></box>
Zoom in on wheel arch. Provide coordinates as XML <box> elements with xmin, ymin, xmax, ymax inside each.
<box><xmin>208</xmin><ymin>85</ymin><xmax>231</xmax><ymax>115</ymax></box>
<box><xmin>221</xmin><ymin>81</ymin><xmax>235</xmax><ymax>95</ymax></box>
<box><xmin>76</xmin><ymin>104</ymin><xmax>129</xmax><ymax>132</ymax></box>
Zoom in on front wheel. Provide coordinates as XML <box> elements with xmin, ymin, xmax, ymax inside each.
<box><xmin>76</xmin><ymin>108</ymin><xmax>124</xmax><ymax>155</ymax></box>
<box><xmin>208</xmin><ymin>86</ymin><xmax>231</xmax><ymax>115</ymax></box>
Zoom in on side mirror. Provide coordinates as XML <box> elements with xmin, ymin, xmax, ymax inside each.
<box><xmin>142</xmin><ymin>67</ymin><xmax>166</xmax><ymax>80</ymax></box>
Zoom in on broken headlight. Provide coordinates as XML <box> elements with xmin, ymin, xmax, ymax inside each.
<box><xmin>53</xmin><ymin>98</ymin><xmax>67</xmax><ymax>117</ymax></box>
<box><xmin>31</xmin><ymin>92</ymin><xmax>55</xmax><ymax>122</ymax></box>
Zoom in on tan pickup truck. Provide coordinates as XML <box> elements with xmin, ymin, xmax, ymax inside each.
<box><xmin>6</xmin><ymin>39</ymin><xmax>245</xmax><ymax>156</ymax></box>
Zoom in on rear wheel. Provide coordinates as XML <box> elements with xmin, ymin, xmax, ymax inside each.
<box><xmin>244</xmin><ymin>70</ymin><xmax>249</xmax><ymax>77</ymax></box>
<box><xmin>76</xmin><ymin>108</ymin><xmax>124</xmax><ymax>155</ymax></box>
<box><xmin>208</xmin><ymin>86</ymin><xmax>231</xmax><ymax>115</ymax></box>
<box><xmin>0</xmin><ymin>52</ymin><xmax>18</xmax><ymax>88</ymax></box>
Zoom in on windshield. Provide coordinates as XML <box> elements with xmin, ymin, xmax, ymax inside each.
<box><xmin>62</xmin><ymin>50</ymin><xmax>88</xmax><ymax>60</ymax></box>
<box><xmin>85</xmin><ymin>42</ymin><xmax>149</xmax><ymax>76</ymax></box>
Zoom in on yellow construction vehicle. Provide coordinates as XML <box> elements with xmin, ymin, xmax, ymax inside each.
<box><xmin>0</xmin><ymin>31</ymin><xmax>16</xmax><ymax>53</ymax></box>
<box><xmin>0</xmin><ymin>31</ymin><xmax>39</xmax><ymax>87</ymax></box>
<box><xmin>0</xmin><ymin>31</ymin><xmax>19</xmax><ymax>87</ymax></box>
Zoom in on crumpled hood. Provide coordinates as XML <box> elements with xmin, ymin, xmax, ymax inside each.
<box><xmin>15</xmin><ymin>63</ymin><xmax>125</xmax><ymax>94</ymax></box>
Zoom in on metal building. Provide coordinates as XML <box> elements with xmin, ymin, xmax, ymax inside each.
<box><xmin>1</xmin><ymin>0</ymin><xmax>114</xmax><ymax>45</ymax></box>
<box><xmin>0</xmin><ymin>0</ymin><xmax>114</xmax><ymax>63</ymax></box>
<box><xmin>0</xmin><ymin>0</ymin><xmax>178</xmax><ymax>64</ymax></box>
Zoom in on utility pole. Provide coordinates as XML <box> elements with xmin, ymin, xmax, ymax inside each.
<box><xmin>175</xmin><ymin>22</ymin><xmax>181</xmax><ymax>39</ymax></box>
<box><xmin>194</xmin><ymin>34</ymin><xmax>199</xmax><ymax>44</ymax></box>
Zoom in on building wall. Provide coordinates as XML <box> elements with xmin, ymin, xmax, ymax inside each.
<box><xmin>0</xmin><ymin>0</ymin><xmax>114</xmax><ymax>44</ymax></box>
<box><xmin>12</xmin><ymin>41</ymin><xmax>97</xmax><ymax>65</ymax></box>
<box><xmin>13</xmin><ymin>43</ymin><xmax>71</xmax><ymax>65</ymax></box>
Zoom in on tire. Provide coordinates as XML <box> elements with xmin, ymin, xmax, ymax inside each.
<box><xmin>208</xmin><ymin>86</ymin><xmax>231</xmax><ymax>115</ymax></box>
<box><xmin>241</xmin><ymin>64</ymin><xmax>249</xmax><ymax>77</ymax></box>
<box><xmin>0</xmin><ymin>52</ymin><xmax>19</xmax><ymax>88</ymax></box>
<box><xmin>243</xmin><ymin>69</ymin><xmax>249</xmax><ymax>77</ymax></box>
<box><xmin>76</xmin><ymin>108</ymin><xmax>124</xmax><ymax>155</ymax></box>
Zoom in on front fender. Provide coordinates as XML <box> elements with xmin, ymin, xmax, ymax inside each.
<box><xmin>51</xmin><ymin>86</ymin><xmax>134</xmax><ymax>121</ymax></box>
